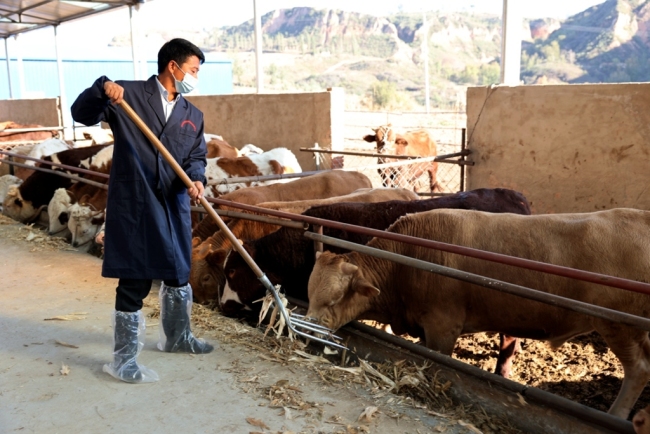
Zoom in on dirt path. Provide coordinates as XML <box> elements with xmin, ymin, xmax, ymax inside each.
<box><xmin>0</xmin><ymin>216</ymin><xmax>489</xmax><ymax>434</ymax></box>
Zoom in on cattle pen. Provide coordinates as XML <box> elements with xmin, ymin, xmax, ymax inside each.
<box><xmin>1</xmin><ymin>153</ymin><xmax>646</xmax><ymax>433</ymax></box>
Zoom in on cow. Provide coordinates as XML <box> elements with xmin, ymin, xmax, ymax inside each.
<box><xmin>306</xmin><ymin>208</ymin><xmax>650</xmax><ymax>419</ymax></box>
<box><xmin>206</xmin><ymin>137</ymin><xmax>239</xmax><ymax>159</ymax></box>
<box><xmin>0</xmin><ymin>174</ymin><xmax>22</xmax><ymax>206</ymax></box>
<box><xmin>190</xmin><ymin>188</ymin><xmax>421</xmax><ymax>305</ymax></box>
<box><xmin>220</xmin><ymin>188</ymin><xmax>530</xmax><ymax>378</ymax></box>
<box><xmin>363</xmin><ymin>125</ymin><xmax>438</xmax><ymax>192</ymax></box>
<box><xmin>192</xmin><ymin>170</ymin><xmax>373</xmax><ymax>241</ymax></box>
<box><xmin>68</xmin><ymin>193</ymin><xmax>106</xmax><ymax>251</ymax></box>
<box><xmin>205</xmin><ymin>147</ymin><xmax>302</xmax><ymax>197</ymax></box>
<box><xmin>48</xmin><ymin>145</ymin><xmax>112</xmax><ymax>239</ymax></box>
<box><xmin>0</xmin><ymin>139</ymin><xmax>72</xmax><ymax>180</ymax></box>
<box><xmin>2</xmin><ymin>144</ymin><xmax>112</xmax><ymax>224</ymax></box>
<box><xmin>240</xmin><ymin>144</ymin><xmax>264</xmax><ymax>156</ymax></box>
<box><xmin>0</xmin><ymin>121</ymin><xmax>57</xmax><ymax>142</ymax></box>
<box><xmin>21</xmin><ymin>138</ymin><xmax>71</xmax><ymax>167</ymax></box>
<box><xmin>220</xmin><ymin>188</ymin><xmax>530</xmax><ymax>312</ymax></box>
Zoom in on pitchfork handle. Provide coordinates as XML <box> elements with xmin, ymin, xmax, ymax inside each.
<box><xmin>117</xmin><ymin>100</ymin><xmax>266</xmax><ymax>278</ymax></box>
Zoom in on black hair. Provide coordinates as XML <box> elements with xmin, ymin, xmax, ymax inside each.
<box><xmin>157</xmin><ymin>38</ymin><xmax>205</xmax><ymax>74</ymax></box>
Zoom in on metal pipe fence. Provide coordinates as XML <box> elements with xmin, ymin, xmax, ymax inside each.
<box><xmin>206</xmin><ymin>197</ymin><xmax>650</xmax><ymax>297</ymax></box>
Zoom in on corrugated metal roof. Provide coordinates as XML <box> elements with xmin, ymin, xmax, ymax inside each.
<box><xmin>0</xmin><ymin>0</ymin><xmax>145</xmax><ymax>38</ymax></box>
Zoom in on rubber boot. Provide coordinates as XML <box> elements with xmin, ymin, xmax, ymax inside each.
<box><xmin>158</xmin><ymin>283</ymin><xmax>215</xmax><ymax>354</ymax></box>
<box><xmin>103</xmin><ymin>310</ymin><xmax>159</xmax><ymax>383</ymax></box>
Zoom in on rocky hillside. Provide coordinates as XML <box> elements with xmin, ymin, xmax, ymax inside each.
<box><xmin>523</xmin><ymin>0</ymin><xmax>650</xmax><ymax>83</ymax></box>
<box><xmin>111</xmin><ymin>2</ymin><xmax>650</xmax><ymax>108</ymax></box>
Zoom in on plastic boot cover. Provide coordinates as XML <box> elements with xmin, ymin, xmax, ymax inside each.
<box><xmin>103</xmin><ymin>310</ymin><xmax>159</xmax><ymax>383</ymax></box>
<box><xmin>157</xmin><ymin>283</ymin><xmax>214</xmax><ymax>354</ymax></box>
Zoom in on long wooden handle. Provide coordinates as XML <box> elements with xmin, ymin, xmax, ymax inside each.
<box><xmin>117</xmin><ymin>100</ymin><xmax>265</xmax><ymax>278</ymax></box>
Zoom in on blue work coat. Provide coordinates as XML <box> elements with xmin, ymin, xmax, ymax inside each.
<box><xmin>71</xmin><ymin>75</ymin><xmax>207</xmax><ymax>282</ymax></box>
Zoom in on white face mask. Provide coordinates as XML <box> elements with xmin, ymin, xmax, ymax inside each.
<box><xmin>173</xmin><ymin>61</ymin><xmax>198</xmax><ymax>94</ymax></box>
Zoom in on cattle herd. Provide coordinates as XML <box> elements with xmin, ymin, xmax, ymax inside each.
<box><xmin>2</xmin><ymin>122</ymin><xmax>650</xmax><ymax>425</ymax></box>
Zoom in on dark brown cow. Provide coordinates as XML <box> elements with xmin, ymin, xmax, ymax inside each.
<box><xmin>192</xmin><ymin>170</ymin><xmax>373</xmax><ymax>240</ymax></box>
<box><xmin>190</xmin><ymin>188</ymin><xmax>420</xmax><ymax>305</ymax></box>
<box><xmin>364</xmin><ymin>125</ymin><xmax>438</xmax><ymax>192</ymax></box>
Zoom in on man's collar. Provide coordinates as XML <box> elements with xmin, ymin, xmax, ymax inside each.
<box><xmin>155</xmin><ymin>76</ymin><xmax>180</xmax><ymax>102</ymax></box>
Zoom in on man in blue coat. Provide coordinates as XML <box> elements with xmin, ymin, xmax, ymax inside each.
<box><xmin>72</xmin><ymin>38</ymin><xmax>214</xmax><ymax>384</ymax></box>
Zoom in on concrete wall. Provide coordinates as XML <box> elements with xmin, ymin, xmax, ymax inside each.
<box><xmin>0</xmin><ymin>98</ymin><xmax>61</xmax><ymax>127</ymax></box>
<box><xmin>466</xmin><ymin>84</ymin><xmax>650</xmax><ymax>214</ymax></box>
<box><xmin>187</xmin><ymin>89</ymin><xmax>344</xmax><ymax>172</ymax></box>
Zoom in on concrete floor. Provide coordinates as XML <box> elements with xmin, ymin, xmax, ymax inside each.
<box><xmin>0</xmin><ymin>221</ymin><xmax>466</xmax><ymax>434</ymax></box>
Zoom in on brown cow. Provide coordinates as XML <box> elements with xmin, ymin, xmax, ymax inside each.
<box><xmin>206</xmin><ymin>138</ymin><xmax>239</xmax><ymax>159</ymax></box>
<box><xmin>364</xmin><ymin>124</ymin><xmax>438</xmax><ymax>192</ymax></box>
<box><xmin>0</xmin><ymin>121</ymin><xmax>57</xmax><ymax>142</ymax></box>
<box><xmin>306</xmin><ymin>208</ymin><xmax>650</xmax><ymax>418</ymax></box>
<box><xmin>190</xmin><ymin>188</ymin><xmax>420</xmax><ymax>304</ymax></box>
<box><xmin>192</xmin><ymin>170</ymin><xmax>372</xmax><ymax>240</ymax></box>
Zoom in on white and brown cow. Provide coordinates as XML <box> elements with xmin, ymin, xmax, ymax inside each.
<box><xmin>204</xmin><ymin>147</ymin><xmax>302</xmax><ymax>197</ymax></box>
<box><xmin>307</xmin><ymin>208</ymin><xmax>650</xmax><ymax>419</ymax></box>
<box><xmin>3</xmin><ymin>145</ymin><xmax>112</xmax><ymax>223</ymax></box>
<box><xmin>363</xmin><ymin>125</ymin><xmax>438</xmax><ymax>192</ymax></box>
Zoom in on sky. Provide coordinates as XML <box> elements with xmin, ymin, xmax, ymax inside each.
<box><xmin>6</xmin><ymin>0</ymin><xmax>607</xmax><ymax>59</ymax></box>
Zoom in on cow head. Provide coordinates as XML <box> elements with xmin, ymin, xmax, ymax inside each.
<box><xmin>221</xmin><ymin>244</ymin><xmax>280</xmax><ymax>317</ymax></box>
<box><xmin>363</xmin><ymin>124</ymin><xmax>396</xmax><ymax>154</ymax></box>
<box><xmin>2</xmin><ymin>184</ymin><xmax>38</xmax><ymax>222</ymax></box>
<box><xmin>306</xmin><ymin>251</ymin><xmax>379</xmax><ymax>331</ymax></box>
<box><xmin>68</xmin><ymin>201</ymin><xmax>104</xmax><ymax>250</ymax></box>
<box><xmin>190</xmin><ymin>237</ymin><xmax>229</xmax><ymax>305</ymax></box>
<box><xmin>47</xmin><ymin>188</ymin><xmax>74</xmax><ymax>237</ymax></box>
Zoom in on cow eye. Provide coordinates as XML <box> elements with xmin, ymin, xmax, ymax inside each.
<box><xmin>14</xmin><ymin>198</ymin><xmax>22</xmax><ymax>206</ymax></box>
<box><xmin>228</xmin><ymin>269</ymin><xmax>235</xmax><ymax>279</ymax></box>
<box><xmin>59</xmin><ymin>212</ymin><xmax>69</xmax><ymax>224</ymax></box>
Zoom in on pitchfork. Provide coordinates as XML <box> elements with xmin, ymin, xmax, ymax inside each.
<box><xmin>118</xmin><ymin>100</ymin><xmax>347</xmax><ymax>351</ymax></box>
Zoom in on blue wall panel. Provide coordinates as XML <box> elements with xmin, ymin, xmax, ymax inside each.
<box><xmin>0</xmin><ymin>58</ymin><xmax>232</xmax><ymax>123</ymax></box>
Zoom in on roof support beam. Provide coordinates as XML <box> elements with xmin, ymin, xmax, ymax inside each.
<box><xmin>54</xmin><ymin>25</ymin><xmax>68</xmax><ymax>138</ymax></box>
<box><xmin>253</xmin><ymin>0</ymin><xmax>263</xmax><ymax>93</ymax></box>
<box><xmin>4</xmin><ymin>38</ymin><xmax>12</xmax><ymax>99</ymax></box>
<box><xmin>500</xmin><ymin>0</ymin><xmax>522</xmax><ymax>85</ymax></box>
<box><xmin>14</xmin><ymin>35</ymin><xmax>25</xmax><ymax>98</ymax></box>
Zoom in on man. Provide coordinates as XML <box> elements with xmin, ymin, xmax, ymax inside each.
<box><xmin>72</xmin><ymin>38</ymin><xmax>214</xmax><ymax>384</ymax></box>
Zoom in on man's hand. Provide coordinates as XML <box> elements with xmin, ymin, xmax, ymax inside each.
<box><xmin>187</xmin><ymin>181</ymin><xmax>204</xmax><ymax>202</ymax></box>
<box><xmin>104</xmin><ymin>81</ymin><xmax>125</xmax><ymax>104</ymax></box>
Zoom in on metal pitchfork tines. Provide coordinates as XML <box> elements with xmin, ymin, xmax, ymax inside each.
<box><xmin>258</xmin><ymin>275</ymin><xmax>347</xmax><ymax>350</ymax></box>
<box><xmin>117</xmin><ymin>99</ymin><xmax>347</xmax><ymax>351</ymax></box>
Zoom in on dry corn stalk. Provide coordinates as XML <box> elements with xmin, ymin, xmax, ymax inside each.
<box><xmin>257</xmin><ymin>285</ymin><xmax>295</xmax><ymax>341</ymax></box>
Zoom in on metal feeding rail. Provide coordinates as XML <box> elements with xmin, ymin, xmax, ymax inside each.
<box><xmin>206</xmin><ymin>197</ymin><xmax>650</xmax><ymax>298</ymax></box>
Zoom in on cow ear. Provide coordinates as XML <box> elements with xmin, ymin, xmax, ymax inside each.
<box><xmin>79</xmin><ymin>194</ymin><xmax>90</xmax><ymax>205</ymax></box>
<box><xmin>195</xmin><ymin>242</ymin><xmax>212</xmax><ymax>260</ymax></box>
<box><xmin>192</xmin><ymin>237</ymin><xmax>201</xmax><ymax>248</ymax></box>
<box><xmin>363</xmin><ymin>135</ymin><xmax>376</xmax><ymax>143</ymax></box>
<box><xmin>355</xmin><ymin>281</ymin><xmax>380</xmax><ymax>298</ymax></box>
<box><xmin>206</xmin><ymin>249</ymin><xmax>229</xmax><ymax>268</ymax></box>
<box><xmin>340</xmin><ymin>262</ymin><xmax>358</xmax><ymax>275</ymax></box>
